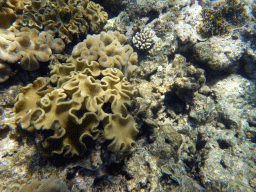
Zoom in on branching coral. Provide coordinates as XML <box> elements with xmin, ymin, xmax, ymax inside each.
<box><xmin>132</xmin><ymin>28</ymin><xmax>155</xmax><ymax>50</ymax></box>
<box><xmin>19</xmin><ymin>0</ymin><xmax>108</xmax><ymax>43</ymax></box>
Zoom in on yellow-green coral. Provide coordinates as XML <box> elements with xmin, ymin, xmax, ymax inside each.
<box><xmin>71</xmin><ymin>31</ymin><xmax>138</xmax><ymax>77</ymax></box>
<box><xmin>14</xmin><ymin>31</ymin><xmax>139</xmax><ymax>157</ymax></box>
<box><xmin>0</xmin><ymin>63</ymin><xmax>13</xmax><ymax>83</ymax></box>
<box><xmin>0</xmin><ymin>27</ymin><xmax>65</xmax><ymax>81</ymax></box>
<box><xmin>0</xmin><ymin>0</ymin><xmax>29</xmax><ymax>29</ymax></box>
<box><xmin>19</xmin><ymin>0</ymin><xmax>108</xmax><ymax>43</ymax></box>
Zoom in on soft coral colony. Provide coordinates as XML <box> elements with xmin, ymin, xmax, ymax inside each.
<box><xmin>0</xmin><ymin>0</ymin><xmax>139</xmax><ymax>157</ymax></box>
<box><xmin>0</xmin><ymin>0</ymin><xmax>139</xmax><ymax>166</ymax></box>
<box><xmin>0</xmin><ymin>0</ymin><xmax>108</xmax><ymax>83</ymax></box>
<box><xmin>14</xmin><ymin>31</ymin><xmax>139</xmax><ymax>157</ymax></box>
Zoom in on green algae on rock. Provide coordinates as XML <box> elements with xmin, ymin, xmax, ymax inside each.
<box><xmin>195</xmin><ymin>0</ymin><xmax>251</xmax><ymax>40</ymax></box>
<box><xmin>195</xmin><ymin>8</ymin><xmax>232</xmax><ymax>40</ymax></box>
<box><xmin>220</xmin><ymin>0</ymin><xmax>250</xmax><ymax>27</ymax></box>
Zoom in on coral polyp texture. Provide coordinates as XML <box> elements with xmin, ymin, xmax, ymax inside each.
<box><xmin>14</xmin><ymin>31</ymin><xmax>139</xmax><ymax>157</ymax></box>
<box><xmin>0</xmin><ymin>0</ymin><xmax>29</xmax><ymax>29</ymax></box>
<box><xmin>70</xmin><ymin>31</ymin><xmax>138</xmax><ymax>77</ymax></box>
<box><xmin>19</xmin><ymin>0</ymin><xmax>108</xmax><ymax>43</ymax></box>
<box><xmin>132</xmin><ymin>28</ymin><xmax>155</xmax><ymax>50</ymax></box>
<box><xmin>0</xmin><ymin>27</ymin><xmax>65</xmax><ymax>82</ymax></box>
<box><xmin>0</xmin><ymin>63</ymin><xmax>12</xmax><ymax>83</ymax></box>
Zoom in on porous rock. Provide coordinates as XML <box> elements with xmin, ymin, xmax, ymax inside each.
<box><xmin>194</xmin><ymin>36</ymin><xmax>246</xmax><ymax>72</ymax></box>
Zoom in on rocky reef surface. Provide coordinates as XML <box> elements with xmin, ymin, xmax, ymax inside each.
<box><xmin>1</xmin><ymin>0</ymin><xmax>256</xmax><ymax>191</ymax></box>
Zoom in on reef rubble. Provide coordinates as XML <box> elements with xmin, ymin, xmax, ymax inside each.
<box><xmin>0</xmin><ymin>0</ymin><xmax>256</xmax><ymax>191</ymax></box>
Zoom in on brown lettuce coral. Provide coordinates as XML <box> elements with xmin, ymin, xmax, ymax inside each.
<box><xmin>19</xmin><ymin>0</ymin><xmax>108</xmax><ymax>43</ymax></box>
<box><xmin>0</xmin><ymin>27</ymin><xmax>65</xmax><ymax>82</ymax></box>
<box><xmin>0</xmin><ymin>0</ymin><xmax>29</xmax><ymax>29</ymax></box>
<box><xmin>14</xmin><ymin>32</ymin><xmax>139</xmax><ymax>157</ymax></box>
<box><xmin>0</xmin><ymin>63</ymin><xmax>13</xmax><ymax>82</ymax></box>
<box><xmin>70</xmin><ymin>31</ymin><xmax>138</xmax><ymax>77</ymax></box>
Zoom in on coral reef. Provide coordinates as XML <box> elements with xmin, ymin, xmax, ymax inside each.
<box><xmin>0</xmin><ymin>27</ymin><xmax>65</xmax><ymax>82</ymax></box>
<box><xmin>1</xmin><ymin>0</ymin><xmax>256</xmax><ymax>191</ymax></box>
<box><xmin>19</xmin><ymin>0</ymin><xmax>108</xmax><ymax>43</ymax></box>
<box><xmin>220</xmin><ymin>0</ymin><xmax>250</xmax><ymax>27</ymax></box>
<box><xmin>195</xmin><ymin>0</ymin><xmax>251</xmax><ymax>40</ymax></box>
<box><xmin>70</xmin><ymin>31</ymin><xmax>138</xmax><ymax>77</ymax></box>
<box><xmin>132</xmin><ymin>27</ymin><xmax>155</xmax><ymax>50</ymax></box>
<box><xmin>242</xmin><ymin>22</ymin><xmax>256</xmax><ymax>79</ymax></box>
<box><xmin>195</xmin><ymin>8</ymin><xmax>232</xmax><ymax>40</ymax></box>
<box><xmin>171</xmin><ymin>55</ymin><xmax>205</xmax><ymax>103</ymax></box>
<box><xmin>174</xmin><ymin>21</ymin><xmax>197</xmax><ymax>45</ymax></box>
<box><xmin>252</xmin><ymin>2</ymin><xmax>256</xmax><ymax>19</ymax></box>
<box><xmin>14</xmin><ymin>31</ymin><xmax>138</xmax><ymax>157</ymax></box>
<box><xmin>0</xmin><ymin>0</ymin><xmax>29</xmax><ymax>29</ymax></box>
<box><xmin>0</xmin><ymin>63</ymin><xmax>13</xmax><ymax>83</ymax></box>
<box><xmin>194</xmin><ymin>36</ymin><xmax>246</xmax><ymax>72</ymax></box>
<box><xmin>19</xmin><ymin>176</ymin><xmax>69</xmax><ymax>192</ymax></box>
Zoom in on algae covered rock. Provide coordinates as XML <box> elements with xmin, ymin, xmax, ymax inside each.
<box><xmin>170</xmin><ymin>54</ymin><xmax>205</xmax><ymax>104</ymax></box>
<box><xmin>19</xmin><ymin>0</ymin><xmax>108</xmax><ymax>43</ymax></box>
<box><xmin>194</xmin><ymin>36</ymin><xmax>245</xmax><ymax>72</ymax></box>
<box><xmin>19</xmin><ymin>176</ymin><xmax>69</xmax><ymax>192</ymax></box>
<box><xmin>14</xmin><ymin>31</ymin><xmax>139</xmax><ymax>157</ymax></box>
<box><xmin>194</xmin><ymin>8</ymin><xmax>233</xmax><ymax>40</ymax></box>
<box><xmin>194</xmin><ymin>0</ymin><xmax>251</xmax><ymax>40</ymax></box>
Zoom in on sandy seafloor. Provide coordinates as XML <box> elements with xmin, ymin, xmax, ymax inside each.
<box><xmin>1</xmin><ymin>0</ymin><xmax>256</xmax><ymax>191</ymax></box>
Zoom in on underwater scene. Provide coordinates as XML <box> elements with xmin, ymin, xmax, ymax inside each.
<box><xmin>0</xmin><ymin>0</ymin><xmax>256</xmax><ymax>191</ymax></box>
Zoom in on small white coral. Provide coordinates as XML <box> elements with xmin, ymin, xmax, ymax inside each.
<box><xmin>132</xmin><ymin>28</ymin><xmax>155</xmax><ymax>50</ymax></box>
